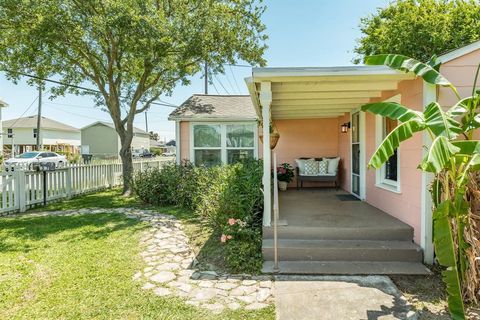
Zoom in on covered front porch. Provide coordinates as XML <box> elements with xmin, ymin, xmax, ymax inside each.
<box><xmin>246</xmin><ymin>65</ymin><xmax>432</xmax><ymax>274</ymax></box>
<box><xmin>261</xmin><ymin>188</ymin><xmax>429</xmax><ymax>275</ymax></box>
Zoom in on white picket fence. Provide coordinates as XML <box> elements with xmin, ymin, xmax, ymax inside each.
<box><xmin>0</xmin><ymin>159</ymin><xmax>168</xmax><ymax>215</ymax></box>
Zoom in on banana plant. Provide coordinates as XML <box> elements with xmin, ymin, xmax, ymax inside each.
<box><xmin>361</xmin><ymin>54</ymin><xmax>480</xmax><ymax>320</ymax></box>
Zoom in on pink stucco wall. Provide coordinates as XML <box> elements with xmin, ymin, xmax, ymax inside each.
<box><xmin>365</xmin><ymin>79</ymin><xmax>424</xmax><ymax>244</ymax></box>
<box><xmin>180</xmin><ymin>121</ymin><xmax>190</xmax><ymax>161</ymax></box>
<box><xmin>272</xmin><ymin>118</ymin><xmax>341</xmax><ymax>187</ymax></box>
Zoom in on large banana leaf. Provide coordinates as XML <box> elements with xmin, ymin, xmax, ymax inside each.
<box><xmin>361</xmin><ymin>102</ymin><xmax>423</xmax><ymax>122</ymax></box>
<box><xmin>368</xmin><ymin>119</ymin><xmax>425</xmax><ymax>168</ymax></box>
<box><xmin>424</xmin><ymin>102</ymin><xmax>462</xmax><ymax>139</ymax></box>
<box><xmin>420</xmin><ymin>136</ymin><xmax>459</xmax><ymax>173</ymax></box>
<box><xmin>452</xmin><ymin>140</ymin><xmax>480</xmax><ymax>155</ymax></box>
<box><xmin>433</xmin><ymin>200</ymin><xmax>466</xmax><ymax>320</ymax></box>
<box><xmin>448</xmin><ymin>97</ymin><xmax>480</xmax><ymax>131</ymax></box>
<box><xmin>365</xmin><ymin>54</ymin><xmax>453</xmax><ymax>87</ymax></box>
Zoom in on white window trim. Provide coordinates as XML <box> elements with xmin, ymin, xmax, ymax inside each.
<box><xmin>189</xmin><ymin>121</ymin><xmax>258</xmax><ymax>165</ymax></box>
<box><xmin>375</xmin><ymin>94</ymin><xmax>401</xmax><ymax>194</ymax></box>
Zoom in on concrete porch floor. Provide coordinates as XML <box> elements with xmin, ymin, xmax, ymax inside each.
<box><xmin>276</xmin><ymin>188</ymin><xmax>410</xmax><ymax>230</ymax></box>
<box><xmin>262</xmin><ymin>188</ymin><xmax>430</xmax><ymax>275</ymax></box>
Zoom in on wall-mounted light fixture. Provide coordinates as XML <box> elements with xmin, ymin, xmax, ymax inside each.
<box><xmin>341</xmin><ymin>122</ymin><xmax>351</xmax><ymax>133</ymax></box>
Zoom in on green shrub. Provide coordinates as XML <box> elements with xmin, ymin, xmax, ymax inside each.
<box><xmin>132</xmin><ymin>159</ymin><xmax>264</xmax><ymax>273</ymax></box>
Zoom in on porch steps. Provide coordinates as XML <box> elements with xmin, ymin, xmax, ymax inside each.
<box><xmin>262</xmin><ymin>239</ymin><xmax>423</xmax><ymax>262</ymax></box>
<box><xmin>262</xmin><ymin>261</ymin><xmax>431</xmax><ymax>275</ymax></box>
<box><xmin>263</xmin><ymin>225</ymin><xmax>413</xmax><ymax>241</ymax></box>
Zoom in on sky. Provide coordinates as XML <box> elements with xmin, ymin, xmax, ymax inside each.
<box><xmin>0</xmin><ymin>0</ymin><xmax>389</xmax><ymax>142</ymax></box>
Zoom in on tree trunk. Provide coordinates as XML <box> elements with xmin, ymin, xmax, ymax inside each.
<box><xmin>119</xmin><ymin>132</ymin><xmax>134</xmax><ymax>196</ymax></box>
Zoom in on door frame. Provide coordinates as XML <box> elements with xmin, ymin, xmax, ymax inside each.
<box><xmin>350</xmin><ymin>109</ymin><xmax>366</xmax><ymax>200</ymax></box>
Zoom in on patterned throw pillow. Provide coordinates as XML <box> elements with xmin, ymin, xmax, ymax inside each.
<box><xmin>318</xmin><ymin>160</ymin><xmax>328</xmax><ymax>175</ymax></box>
<box><xmin>304</xmin><ymin>160</ymin><xmax>319</xmax><ymax>175</ymax></box>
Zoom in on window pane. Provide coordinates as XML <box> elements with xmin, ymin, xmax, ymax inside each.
<box><xmin>352</xmin><ymin>144</ymin><xmax>360</xmax><ymax>175</ymax></box>
<box><xmin>193</xmin><ymin>125</ymin><xmax>221</xmax><ymax>148</ymax></box>
<box><xmin>384</xmin><ymin>118</ymin><xmax>398</xmax><ymax>181</ymax></box>
<box><xmin>194</xmin><ymin>150</ymin><xmax>221</xmax><ymax>167</ymax></box>
<box><xmin>226</xmin><ymin>124</ymin><xmax>254</xmax><ymax>148</ymax></box>
<box><xmin>352</xmin><ymin>113</ymin><xmax>359</xmax><ymax>143</ymax></box>
<box><xmin>385</xmin><ymin>149</ymin><xmax>398</xmax><ymax>181</ymax></box>
<box><xmin>227</xmin><ymin>149</ymin><xmax>254</xmax><ymax>164</ymax></box>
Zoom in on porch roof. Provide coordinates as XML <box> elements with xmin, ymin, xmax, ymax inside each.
<box><xmin>246</xmin><ymin>65</ymin><xmax>415</xmax><ymax>120</ymax></box>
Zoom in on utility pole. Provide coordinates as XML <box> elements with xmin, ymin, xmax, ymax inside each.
<box><xmin>204</xmin><ymin>62</ymin><xmax>208</xmax><ymax>94</ymax></box>
<box><xmin>145</xmin><ymin>111</ymin><xmax>149</xmax><ymax>133</ymax></box>
<box><xmin>36</xmin><ymin>86</ymin><xmax>42</xmax><ymax>150</ymax></box>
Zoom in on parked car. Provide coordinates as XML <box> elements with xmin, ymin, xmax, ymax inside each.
<box><xmin>140</xmin><ymin>151</ymin><xmax>156</xmax><ymax>158</ymax></box>
<box><xmin>162</xmin><ymin>151</ymin><xmax>175</xmax><ymax>157</ymax></box>
<box><xmin>132</xmin><ymin>148</ymin><xmax>156</xmax><ymax>158</ymax></box>
<box><xmin>4</xmin><ymin>151</ymin><xmax>67</xmax><ymax>171</ymax></box>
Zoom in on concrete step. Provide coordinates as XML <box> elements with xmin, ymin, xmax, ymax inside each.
<box><xmin>262</xmin><ymin>260</ymin><xmax>431</xmax><ymax>275</ymax></box>
<box><xmin>262</xmin><ymin>239</ymin><xmax>423</xmax><ymax>262</ymax></box>
<box><xmin>263</xmin><ymin>225</ymin><xmax>413</xmax><ymax>241</ymax></box>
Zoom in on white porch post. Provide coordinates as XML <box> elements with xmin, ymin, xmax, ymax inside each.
<box><xmin>260</xmin><ymin>82</ymin><xmax>272</xmax><ymax>227</ymax></box>
<box><xmin>175</xmin><ymin>121</ymin><xmax>181</xmax><ymax>165</ymax></box>
<box><xmin>421</xmin><ymin>82</ymin><xmax>436</xmax><ymax>264</ymax></box>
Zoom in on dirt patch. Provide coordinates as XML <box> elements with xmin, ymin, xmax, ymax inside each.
<box><xmin>391</xmin><ymin>265</ymin><xmax>480</xmax><ymax>319</ymax></box>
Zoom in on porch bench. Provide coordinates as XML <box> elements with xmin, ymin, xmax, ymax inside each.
<box><xmin>295</xmin><ymin>157</ymin><xmax>340</xmax><ymax>190</ymax></box>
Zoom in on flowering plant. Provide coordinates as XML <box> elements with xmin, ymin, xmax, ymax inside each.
<box><xmin>276</xmin><ymin>163</ymin><xmax>294</xmax><ymax>182</ymax></box>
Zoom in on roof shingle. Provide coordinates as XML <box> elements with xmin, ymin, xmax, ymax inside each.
<box><xmin>3</xmin><ymin>116</ymin><xmax>79</xmax><ymax>132</ymax></box>
<box><xmin>169</xmin><ymin>94</ymin><xmax>257</xmax><ymax>120</ymax></box>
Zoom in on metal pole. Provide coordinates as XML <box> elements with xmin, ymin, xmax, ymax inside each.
<box><xmin>36</xmin><ymin>86</ymin><xmax>42</xmax><ymax>150</ymax></box>
<box><xmin>145</xmin><ymin>111</ymin><xmax>148</xmax><ymax>133</ymax></box>
<box><xmin>273</xmin><ymin>152</ymin><xmax>279</xmax><ymax>273</ymax></box>
<box><xmin>204</xmin><ymin>62</ymin><xmax>208</xmax><ymax>94</ymax></box>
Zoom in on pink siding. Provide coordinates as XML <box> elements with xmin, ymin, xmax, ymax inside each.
<box><xmin>180</xmin><ymin>121</ymin><xmax>190</xmax><ymax>161</ymax></box>
<box><xmin>272</xmin><ymin>118</ymin><xmax>340</xmax><ymax>187</ymax></box>
<box><xmin>439</xmin><ymin>48</ymin><xmax>480</xmax><ymax>106</ymax></box>
<box><xmin>365</xmin><ymin>79</ymin><xmax>424</xmax><ymax>244</ymax></box>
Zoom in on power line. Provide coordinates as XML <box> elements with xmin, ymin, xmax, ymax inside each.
<box><xmin>211</xmin><ymin>79</ymin><xmax>220</xmax><ymax>95</ymax></box>
<box><xmin>7</xmin><ymin>96</ymin><xmax>39</xmax><ymax>129</ymax></box>
<box><xmin>213</xmin><ymin>74</ymin><xmax>230</xmax><ymax>94</ymax></box>
<box><xmin>229</xmin><ymin>65</ymin><xmax>242</xmax><ymax>94</ymax></box>
<box><xmin>2</xmin><ymin>70</ymin><xmax>178</xmax><ymax>108</ymax></box>
<box><xmin>223</xmin><ymin>70</ymin><xmax>237</xmax><ymax>94</ymax></box>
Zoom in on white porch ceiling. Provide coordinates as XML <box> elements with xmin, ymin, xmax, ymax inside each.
<box><xmin>246</xmin><ymin>66</ymin><xmax>416</xmax><ymax>120</ymax></box>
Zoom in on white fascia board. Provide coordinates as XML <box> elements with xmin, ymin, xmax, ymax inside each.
<box><xmin>245</xmin><ymin>76</ymin><xmax>262</xmax><ymax>118</ymax></box>
<box><xmin>252</xmin><ymin>65</ymin><xmax>409</xmax><ymax>78</ymax></box>
<box><xmin>438</xmin><ymin>40</ymin><xmax>480</xmax><ymax>63</ymax></box>
<box><xmin>168</xmin><ymin>117</ymin><xmax>258</xmax><ymax>122</ymax></box>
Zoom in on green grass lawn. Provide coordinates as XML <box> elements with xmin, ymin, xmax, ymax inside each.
<box><xmin>0</xmin><ymin>190</ymin><xmax>274</xmax><ymax>319</ymax></box>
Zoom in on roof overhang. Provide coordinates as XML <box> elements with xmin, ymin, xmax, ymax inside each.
<box><xmin>247</xmin><ymin>65</ymin><xmax>415</xmax><ymax>120</ymax></box>
<box><xmin>0</xmin><ymin>98</ymin><xmax>8</xmax><ymax>108</ymax></box>
<box><xmin>168</xmin><ymin>116</ymin><xmax>258</xmax><ymax>122</ymax></box>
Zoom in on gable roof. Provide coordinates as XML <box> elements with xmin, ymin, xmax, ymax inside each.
<box><xmin>81</xmin><ymin>121</ymin><xmax>149</xmax><ymax>135</ymax></box>
<box><xmin>169</xmin><ymin>94</ymin><xmax>257</xmax><ymax>121</ymax></box>
<box><xmin>438</xmin><ymin>40</ymin><xmax>480</xmax><ymax>63</ymax></box>
<box><xmin>3</xmin><ymin>116</ymin><xmax>79</xmax><ymax>132</ymax></box>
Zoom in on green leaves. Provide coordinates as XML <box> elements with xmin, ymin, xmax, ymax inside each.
<box><xmin>365</xmin><ymin>54</ymin><xmax>459</xmax><ymax>97</ymax></box>
<box><xmin>420</xmin><ymin>136</ymin><xmax>459</xmax><ymax>173</ymax></box>
<box><xmin>424</xmin><ymin>102</ymin><xmax>462</xmax><ymax>139</ymax></box>
<box><xmin>360</xmin><ymin>101</ymin><xmax>423</xmax><ymax>122</ymax></box>
<box><xmin>365</xmin><ymin>54</ymin><xmax>451</xmax><ymax>86</ymax></box>
<box><xmin>433</xmin><ymin>200</ymin><xmax>466</xmax><ymax>320</ymax></box>
<box><xmin>368</xmin><ymin>119</ymin><xmax>425</xmax><ymax>168</ymax></box>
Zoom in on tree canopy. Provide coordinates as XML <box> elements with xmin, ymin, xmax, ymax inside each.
<box><xmin>354</xmin><ymin>0</ymin><xmax>480</xmax><ymax>64</ymax></box>
<box><xmin>0</xmin><ymin>0</ymin><xmax>267</xmax><ymax>193</ymax></box>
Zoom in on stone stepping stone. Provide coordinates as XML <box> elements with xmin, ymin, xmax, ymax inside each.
<box><xmin>150</xmin><ymin>271</ymin><xmax>176</xmax><ymax>283</ymax></box>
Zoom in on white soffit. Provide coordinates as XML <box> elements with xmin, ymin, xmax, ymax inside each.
<box><xmin>248</xmin><ymin>65</ymin><xmax>415</xmax><ymax>120</ymax></box>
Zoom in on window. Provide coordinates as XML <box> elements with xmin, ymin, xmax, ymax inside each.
<box><xmin>7</xmin><ymin>128</ymin><xmax>13</xmax><ymax>138</ymax></box>
<box><xmin>191</xmin><ymin>123</ymin><xmax>257</xmax><ymax>166</ymax></box>
<box><xmin>33</xmin><ymin>128</ymin><xmax>37</xmax><ymax>138</ymax></box>
<box><xmin>375</xmin><ymin>115</ymin><xmax>400</xmax><ymax>192</ymax></box>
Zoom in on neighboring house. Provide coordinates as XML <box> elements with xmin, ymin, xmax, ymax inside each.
<box><xmin>0</xmin><ymin>98</ymin><xmax>8</xmax><ymax>156</ymax></box>
<box><xmin>150</xmin><ymin>139</ymin><xmax>175</xmax><ymax>154</ymax></box>
<box><xmin>80</xmin><ymin>121</ymin><xmax>150</xmax><ymax>159</ymax></box>
<box><xmin>171</xmin><ymin>42</ymin><xmax>480</xmax><ymax>275</ymax></box>
<box><xmin>168</xmin><ymin>94</ymin><xmax>258</xmax><ymax>166</ymax></box>
<box><xmin>2</xmin><ymin>116</ymin><xmax>80</xmax><ymax>156</ymax></box>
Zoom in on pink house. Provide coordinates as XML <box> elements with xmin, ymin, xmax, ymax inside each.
<box><xmin>170</xmin><ymin>41</ymin><xmax>480</xmax><ymax>274</ymax></box>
